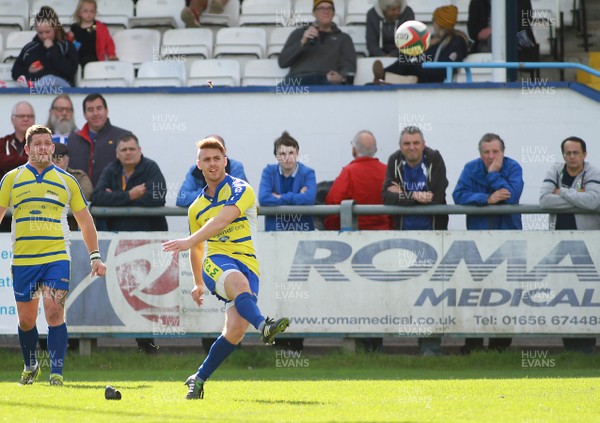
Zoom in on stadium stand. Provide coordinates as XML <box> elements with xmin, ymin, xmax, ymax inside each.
<box><xmin>200</xmin><ymin>0</ymin><xmax>241</xmax><ymax>27</ymax></box>
<box><xmin>129</xmin><ymin>0</ymin><xmax>184</xmax><ymax>30</ymax></box>
<box><xmin>453</xmin><ymin>0</ymin><xmax>470</xmax><ymax>23</ymax></box>
<box><xmin>3</xmin><ymin>31</ymin><xmax>36</xmax><ymax>63</ymax></box>
<box><xmin>134</xmin><ymin>60</ymin><xmax>186</xmax><ymax>87</ymax></box>
<box><xmin>187</xmin><ymin>58</ymin><xmax>241</xmax><ymax>86</ymax></box>
<box><xmin>113</xmin><ymin>28</ymin><xmax>162</xmax><ymax>67</ymax></box>
<box><xmin>339</xmin><ymin>25</ymin><xmax>367</xmax><ymax>57</ymax></box>
<box><xmin>239</xmin><ymin>0</ymin><xmax>293</xmax><ymax>26</ymax></box>
<box><xmin>241</xmin><ymin>58</ymin><xmax>288</xmax><ymax>85</ymax></box>
<box><xmin>161</xmin><ymin>28</ymin><xmax>213</xmax><ymax>59</ymax></box>
<box><xmin>267</xmin><ymin>26</ymin><xmax>296</xmax><ymax>58</ymax></box>
<box><xmin>0</xmin><ymin>63</ymin><xmax>18</xmax><ymax>87</ymax></box>
<box><xmin>411</xmin><ymin>0</ymin><xmax>446</xmax><ymax>23</ymax></box>
<box><xmin>96</xmin><ymin>0</ymin><xmax>135</xmax><ymax>29</ymax></box>
<box><xmin>79</xmin><ymin>60</ymin><xmax>135</xmax><ymax>87</ymax></box>
<box><xmin>353</xmin><ymin>56</ymin><xmax>396</xmax><ymax>85</ymax></box>
<box><xmin>31</xmin><ymin>0</ymin><xmax>79</xmax><ymax>25</ymax></box>
<box><xmin>213</xmin><ymin>27</ymin><xmax>267</xmax><ymax>59</ymax></box>
<box><xmin>455</xmin><ymin>52</ymin><xmax>493</xmax><ymax>82</ymax></box>
<box><xmin>0</xmin><ymin>0</ymin><xmax>30</xmax><ymax>31</ymax></box>
<box><xmin>343</xmin><ymin>0</ymin><xmax>374</xmax><ymax>26</ymax></box>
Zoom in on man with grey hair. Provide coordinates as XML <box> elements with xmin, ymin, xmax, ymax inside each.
<box><xmin>382</xmin><ymin>125</ymin><xmax>448</xmax><ymax>356</ymax></box>
<box><xmin>325</xmin><ymin>130</ymin><xmax>391</xmax><ymax>230</ymax></box>
<box><xmin>453</xmin><ymin>132</ymin><xmax>524</xmax><ymax>354</ymax></box>
<box><xmin>366</xmin><ymin>0</ymin><xmax>414</xmax><ymax>57</ymax></box>
<box><xmin>45</xmin><ymin>94</ymin><xmax>77</xmax><ymax>145</ymax></box>
<box><xmin>0</xmin><ymin>101</ymin><xmax>36</xmax><ymax>232</ymax></box>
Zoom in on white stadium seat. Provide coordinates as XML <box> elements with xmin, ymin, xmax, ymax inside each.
<box><xmin>161</xmin><ymin>28</ymin><xmax>213</xmax><ymax>59</ymax></box>
<box><xmin>200</xmin><ymin>0</ymin><xmax>240</xmax><ymax>27</ymax></box>
<box><xmin>134</xmin><ymin>60</ymin><xmax>186</xmax><ymax>87</ymax></box>
<box><xmin>31</xmin><ymin>0</ymin><xmax>79</xmax><ymax>25</ymax></box>
<box><xmin>267</xmin><ymin>26</ymin><xmax>296</xmax><ymax>58</ymax></box>
<box><xmin>96</xmin><ymin>0</ymin><xmax>135</xmax><ymax>29</ymax></box>
<box><xmin>411</xmin><ymin>0</ymin><xmax>446</xmax><ymax>22</ymax></box>
<box><xmin>343</xmin><ymin>0</ymin><xmax>374</xmax><ymax>26</ymax></box>
<box><xmin>353</xmin><ymin>56</ymin><xmax>396</xmax><ymax>85</ymax></box>
<box><xmin>113</xmin><ymin>29</ymin><xmax>161</xmax><ymax>66</ymax></box>
<box><xmin>242</xmin><ymin>59</ymin><xmax>288</xmax><ymax>86</ymax></box>
<box><xmin>339</xmin><ymin>25</ymin><xmax>367</xmax><ymax>57</ymax></box>
<box><xmin>455</xmin><ymin>52</ymin><xmax>493</xmax><ymax>82</ymax></box>
<box><xmin>0</xmin><ymin>63</ymin><xmax>18</xmax><ymax>87</ymax></box>
<box><xmin>80</xmin><ymin>60</ymin><xmax>135</xmax><ymax>87</ymax></box>
<box><xmin>0</xmin><ymin>0</ymin><xmax>30</xmax><ymax>30</ymax></box>
<box><xmin>239</xmin><ymin>0</ymin><xmax>293</xmax><ymax>26</ymax></box>
<box><xmin>129</xmin><ymin>0</ymin><xmax>184</xmax><ymax>29</ymax></box>
<box><xmin>187</xmin><ymin>59</ymin><xmax>241</xmax><ymax>87</ymax></box>
<box><xmin>213</xmin><ymin>27</ymin><xmax>267</xmax><ymax>59</ymax></box>
<box><xmin>3</xmin><ymin>31</ymin><xmax>36</xmax><ymax>63</ymax></box>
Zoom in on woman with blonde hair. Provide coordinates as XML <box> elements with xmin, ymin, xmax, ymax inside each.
<box><xmin>68</xmin><ymin>0</ymin><xmax>117</xmax><ymax>67</ymax></box>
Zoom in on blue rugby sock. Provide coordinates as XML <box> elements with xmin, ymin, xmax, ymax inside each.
<box><xmin>234</xmin><ymin>292</ymin><xmax>265</xmax><ymax>330</ymax></box>
<box><xmin>47</xmin><ymin>323</ymin><xmax>68</xmax><ymax>375</ymax></box>
<box><xmin>197</xmin><ymin>335</ymin><xmax>237</xmax><ymax>381</ymax></box>
<box><xmin>18</xmin><ymin>325</ymin><xmax>39</xmax><ymax>369</ymax></box>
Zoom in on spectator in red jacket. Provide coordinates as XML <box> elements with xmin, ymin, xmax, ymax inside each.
<box><xmin>69</xmin><ymin>0</ymin><xmax>118</xmax><ymax>69</ymax></box>
<box><xmin>325</xmin><ymin>130</ymin><xmax>392</xmax><ymax>230</ymax></box>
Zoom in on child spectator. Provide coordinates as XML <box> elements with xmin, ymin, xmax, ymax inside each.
<box><xmin>68</xmin><ymin>0</ymin><xmax>117</xmax><ymax>69</ymax></box>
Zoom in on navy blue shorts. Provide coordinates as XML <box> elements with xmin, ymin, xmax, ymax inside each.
<box><xmin>12</xmin><ymin>260</ymin><xmax>70</xmax><ymax>302</ymax></box>
<box><xmin>202</xmin><ymin>255</ymin><xmax>259</xmax><ymax>303</ymax></box>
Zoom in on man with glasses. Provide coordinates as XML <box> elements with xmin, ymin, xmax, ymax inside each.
<box><xmin>45</xmin><ymin>95</ymin><xmax>77</xmax><ymax>145</ymax></box>
<box><xmin>68</xmin><ymin>93</ymin><xmax>131</xmax><ymax>186</ymax></box>
<box><xmin>540</xmin><ymin>136</ymin><xmax>599</xmax><ymax>354</ymax></box>
<box><xmin>453</xmin><ymin>133</ymin><xmax>524</xmax><ymax>354</ymax></box>
<box><xmin>278</xmin><ymin>0</ymin><xmax>356</xmax><ymax>85</ymax></box>
<box><xmin>0</xmin><ymin>102</ymin><xmax>36</xmax><ymax>232</ymax></box>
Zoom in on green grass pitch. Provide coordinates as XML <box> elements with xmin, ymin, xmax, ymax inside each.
<box><xmin>1</xmin><ymin>349</ymin><xmax>599</xmax><ymax>422</ymax></box>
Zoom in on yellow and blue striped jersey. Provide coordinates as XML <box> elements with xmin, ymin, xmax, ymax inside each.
<box><xmin>0</xmin><ymin>164</ymin><xmax>88</xmax><ymax>266</ymax></box>
<box><xmin>188</xmin><ymin>175</ymin><xmax>259</xmax><ymax>276</ymax></box>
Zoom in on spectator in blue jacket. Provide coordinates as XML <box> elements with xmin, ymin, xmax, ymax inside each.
<box><xmin>259</xmin><ymin>131</ymin><xmax>316</xmax><ymax>351</ymax></box>
<box><xmin>259</xmin><ymin>131</ymin><xmax>317</xmax><ymax>232</ymax></box>
<box><xmin>176</xmin><ymin>135</ymin><xmax>247</xmax><ymax>207</ymax></box>
<box><xmin>453</xmin><ymin>133</ymin><xmax>524</xmax><ymax>354</ymax></box>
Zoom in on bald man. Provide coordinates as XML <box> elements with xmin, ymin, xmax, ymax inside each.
<box><xmin>325</xmin><ymin>130</ymin><xmax>392</xmax><ymax>230</ymax></box>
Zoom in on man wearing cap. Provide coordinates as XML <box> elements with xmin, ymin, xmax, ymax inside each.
<box><xmin>278</xmin><ymin>0</ymin><xmax>356</xmax><ymax>85</ymax></box>
<box><xmin>373</xmin><ymin>4</ymin><xmax>469</xmax><ymax>83</ymax></box>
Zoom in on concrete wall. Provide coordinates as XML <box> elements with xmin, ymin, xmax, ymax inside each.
<box><xmin>0</xmin><ymin>83</ymin><xmax>598</xmax><ymax>231</ymax></box>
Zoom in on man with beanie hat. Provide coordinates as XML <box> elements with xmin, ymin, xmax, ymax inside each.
<box><xmin>373</xmin><ymin>4</ymin><xmax>469</xmax><ymax>83</ymax></box>
<box><xmin>278</xmin><ymin>0</ymin><xmax>356</xmax><ymax>85</ymax></box>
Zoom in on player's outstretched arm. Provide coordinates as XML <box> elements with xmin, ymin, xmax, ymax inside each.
<box><xmin>73</xmin><ymin>207</ymin><xmax>107</xmax><ymax>277</ymax></box>
<box><xmin>0</xmin><ymin>206</ymin><xmax>6</xmax><ymax>225</ymax></box>
<box><xmin>163</xmin><ymin>205</ymin><xmax>240</xmax><ymax>254</ymax></box>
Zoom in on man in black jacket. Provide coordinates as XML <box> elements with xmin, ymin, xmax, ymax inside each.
<box><xmin>382</xmin><ymin>125</ymin><xmax>448</xmax><ymax>356</ymax></box>
<box><xmin>92</xmin><ymin>133</ymin><xmax>167</xmax><ymax>354</ymax></box>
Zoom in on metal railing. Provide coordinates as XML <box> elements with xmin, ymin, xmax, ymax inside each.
<box><xmin>421</xmin><ymin>61</ymin><xmax>600</xmax><ymax>83</ymax></box>
<box><xmin>89</xmin><ymin>201</ymin><xmax>598</xmax><ymax>231</ymax></box>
